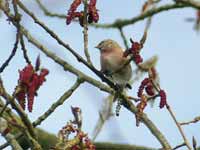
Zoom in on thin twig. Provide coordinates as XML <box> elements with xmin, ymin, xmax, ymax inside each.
<box><xmin>83</xmin><ymin>0</ymin><xmax>92</xmax><ymax>65</ymax></box>
<box><xmin>92</xmin><ymin>3</ymin><xmax>194</xmax><ymax>28</ymax></box>
<box><xmin>127</xmin><ymin>94</ymin><xmax>159</xmax><ymax>103</ymax></box>
<box><xmin>180</xmin><ymin>116</ymin><xmax>200</xmax><ymax>125</ymax></box>
<box><xmin>0</xmin><ymin>30</ymin><xmax>19</xmax><ymax>73</ymax></box>
<box><xmin>118</xmin><ymin>27</ymin><xmax>129</xmax><ymax>49</ymax></box>
<box><xmin>34</xmin><ymin>0</ymin><xmax>200</xmax><ymax>30</ymax></box>
<box><xmin>144</xmin><ymin>17</ymin><xmax>152</xmax><ymax>33</ymax></box>
<box><xmin>166</xmin><ymin>104</ymin><xmax>192</xmax><ymax>150</ymax></box>
<box><xmin>35</xmin><ymin>0</ymin><xmax>66</xmax><ymax>18</ymax></box>
<box><xmin>172</xmin><ymin>143</ymin><xmax>186</xmax><ymax>150</ymax></box>
<box><xmin>14</xmin><ymin>0</ymin><xmax>31</xmax><ymax>65</ymax></box>
<box><xmin>150</xmin><ymin>71</ymin><xmax>192</xmax><ymax>150</ymax></box>
<box><xmin>20</xmin><ymin>35</ymin><xmax>31</xmax><ymax>64</ymax></box>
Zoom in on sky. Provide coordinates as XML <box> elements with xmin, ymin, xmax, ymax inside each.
<box><xmin>0</xmin><ymin>0</ymin><xmax>200</xmax><ymax>149</ymax></box>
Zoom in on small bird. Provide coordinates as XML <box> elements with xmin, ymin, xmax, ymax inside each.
<box><xmin>96</xmin><ymin>39</ymin><xmax>132</xmax><ymax>89</ymax></box>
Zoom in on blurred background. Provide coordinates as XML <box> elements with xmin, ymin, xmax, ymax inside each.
<box><xmin>0</xmin><ymin>0</ymin><xmax>200</xmax><ymax>149</ymax></box>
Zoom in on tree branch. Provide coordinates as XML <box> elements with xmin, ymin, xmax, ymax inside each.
<box><xmin>35</xmin><ymin>0</ymin><xmax>66</xmax><ymax>19</ymax></box>
<box><xmin>118</xmin><ymin>27</ymin><xmax>129</xmax><ymax>49</ymax></box>
<box><xmin>83</xmin><ymin>0</ymin><xmax>92</xmax><ymax>65</ymax></box>
<box><xmin>92</xmin><ymin>3</ymin><xmax>199</xmax><ymax>29</ymax></box>
<box><xmin>180</xmin><ymin>115</ymin><xmax>200</xmax><ymax>125</ymax></box>
<box><xmin>166</xmin><ymin>104</ymin><xmax>192</xmax><ymax>150</ymax></box>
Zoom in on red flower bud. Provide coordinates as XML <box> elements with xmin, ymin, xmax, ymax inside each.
<box><xmin>14</xmin><ymin>60</ymin><xmax>49</xmax><ymax>112</ymax></box>
<box><xmin>66</xmin><ymin>0</ymin><xmax>82</xmax><ymax>25</ymax></box>
<box><xmin>159</xmin><ymin>90</ymin><xmax>167</xmax><ymax>109</ymax></box>
<box><xmin>145</xmin><ymin>84</ymin><xmax>155</xmax><ymax>96</ymax></box>
<box><xmin>131</xmin><ymin>42</ymin><xmax>141</xmax><ymax>53</ymax></box>
<box><xmin>88</xmin><ymin>0</ymin><xmax>99</xmax><ymax>23</ymax></box>
<box><xmin>134</xmin><ymin>54</ymin><xmax>143</xmax><ymax>64</ymax></box>
<box><xmin>137</xmin><ymin>78</ymin><xmax>150</xmax><ymax>97</ymax></box>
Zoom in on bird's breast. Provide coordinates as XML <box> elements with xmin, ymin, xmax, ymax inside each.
<box><xmin>100</xmin><ymin>52</ymin><xmax>123</xmax><ymax>71</ymax></box>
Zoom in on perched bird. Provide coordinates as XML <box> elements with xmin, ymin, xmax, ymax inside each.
<box><xmin>96</xmin><ymin>39</ymin><xmax>132</xmax><ymax>89</ymax></box>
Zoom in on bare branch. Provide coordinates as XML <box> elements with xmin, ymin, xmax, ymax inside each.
<box><xmin>172</xmin><ymin>143</ymin><xmax>186</xmax><ymax>150</ymax></box>
<box><xmin>92</xmin><ymin>3</ymin><xmax>199</xmax><ymax>29</ymax></box>
<box><xmin>35</xmin><ymin>0</ymin><xmax>66</xmax><ymax>18</ymax></box>
<box><xmin>180</xmin><ymin>116</ymin><xmax>200</xmax><ymax>125</ymax></box>
<box><xmin>118</xmin><ymin>27</ymin><xmax>129</xmax><ymax>49</ymax></box>
<box><xmin>0</xmin><ymin>29</ymin><xmax>19</xmax><ymax>73</ymax></box>
<box><xmin>166</xmin><ymin>104</ymin><xmax>192</xmax><ymax>150</ymax></box>
<box><xmin>83</xmin><ymin>0</ymin><xmax>92</xmax><ymax>65</ymax></box>
<box><xmin>20</xmin><ymin>35</ymin><xmax>31</xmax><ymax>64</ymax></box>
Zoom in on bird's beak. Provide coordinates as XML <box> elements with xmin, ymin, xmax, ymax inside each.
<box><xmin>95</xmin><ymin>45</ymin><xmax>100</xmax><ymax>49</ymax></box>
